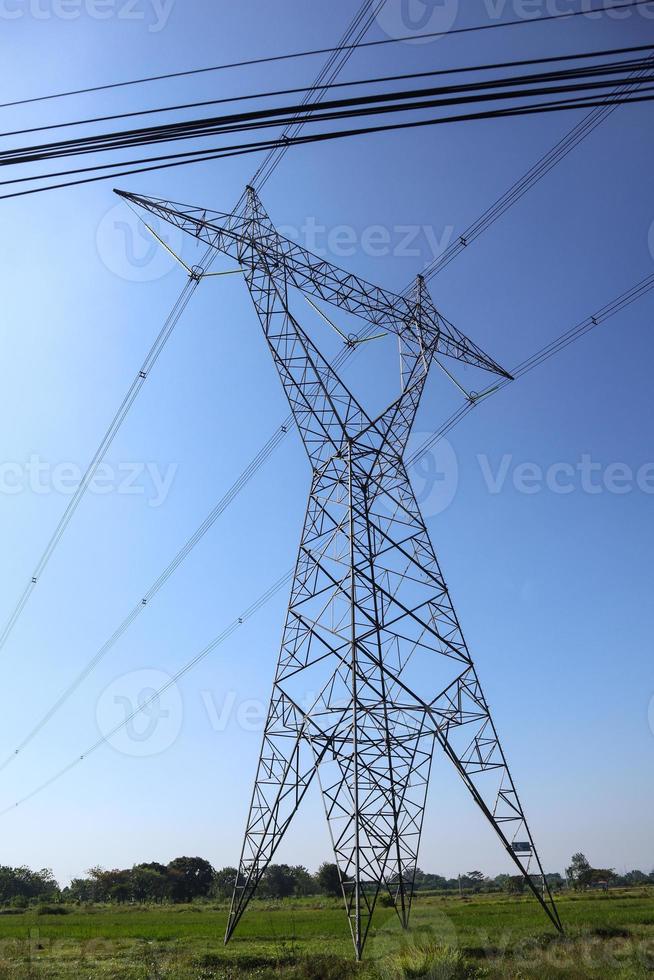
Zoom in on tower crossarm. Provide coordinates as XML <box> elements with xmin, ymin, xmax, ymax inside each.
<box><xmin>115</xmin><ymin>188</ymin><xmax>512</xmax><ymax>380</ymax></box>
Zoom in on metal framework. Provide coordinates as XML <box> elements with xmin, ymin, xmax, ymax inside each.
<box><xmin>118</xmin><ymin>186</ymin><xmax>562</xmax><ymax>959</ymax></box>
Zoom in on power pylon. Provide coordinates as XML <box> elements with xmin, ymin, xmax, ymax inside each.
<box><xmin>117</xmin><ymin>186</ymin><xmax>562</xmax><ymax>959</ymax></box>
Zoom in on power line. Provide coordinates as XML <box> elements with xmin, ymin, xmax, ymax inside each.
<box><xmin>4</xmin><ymin>272</ymin><xmax>651</xmax><ymax>817</ymax></box>
<box><xmin>11</xmin><ymin>43</ymin><xmax>650</xmax><ymax>142</ymax></box>
<box><xmin>510</xmin><ymin>274</ymin><xmax>654</xmax><ymax>380</ymax></box>
<box><xmin>0</xmin><ymin>422</ymin><xmax>286</xmax><ymax>770</ymax></box>
<box><xmin>246</xmin><ymin>0</ymin><xmax>386</xmax><ymax>192</ymax></box>
<box><xmin>406</xmin><ymin>271</ymin><xmax>654</xmax><ymax>466</ymax></box>
<box><xmin>417</xmin><ymin>54</ymin><xmax>654</xmax><ymax>284</ymax></box>
<box><xmin>4</xmin><ymin>54</ymin><xmax>650</xmax><ymax>169</ymax></box>
<box><xmin>0</xmin><ymin>568</ymin><xmax>295</xmax><ymax>817</ymax></box>
<box><xmin>1</xmin><ymin>0</ymin><xmax>651</xmax><ymax>112</ymax></box>
<box><xmin>1</xmin><ymin>87</ymin><xmax>652</xmax><ymax>203</ymax></box>
<box><xmin>0</xmin><ymin>276</ymin><xmax>201</xmax><ymax>654</ymax></box>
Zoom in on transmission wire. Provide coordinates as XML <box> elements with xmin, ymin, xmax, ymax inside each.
<box><xmin>416</xmin><ymin>53</ymin><xmax>654</xmax><ymax>284</ymax></box>
<box><xmin>3</xmin><ymin>55</ymin><xmax>650</xmax><ymax>170</ymax></box>
<box><xmin>1</xmin><ymin>0</ymin><xmax>650</xmax><ymax>112</ymax></box>
<box><xmin>8</xmin><ymin>43</ymin><xmax>651</xmax><ymax>141</ymax></box>
<box><xmin>1</xmin><ymin>87</ymin><xmax>653</xmax><ymax>203</ymax></box>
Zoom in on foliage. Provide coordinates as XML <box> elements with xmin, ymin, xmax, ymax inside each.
<box><xmin>504</xmin><ymin>875</ymin><xmax>526</xmax><ymax>895</ymax></box>
<box><xmin>261</xmin><ymin>864</ymin><xmax>297</xmax><ymax>899</ymax></box>
<box><xmin>166</xmin><ymin>856</ymin><xmax>215</xmax><ymax>903</ymax></box>
<box><xmin>64</xmin><ymin>858</ymin><xmax>214</xmax><ymax>905</ymax></box>
<box><xmin>316</xmin><ymin>862</ymin><xmax>341</xmax><ymax>898</ymax></box>
<box><xmin>129</xmin><ymin>865</ymin><xmax>171</xmax><ymax>903</ymax></box>
<box><xmin>566</xmin><ymin>852</ymin><xmax>591</xmax><ymax>888</ymax></box>
<box><xmin>211</xmin><ymin>865</ymin><xmax>239</xmax><ymax>900</ymax></box>
<box><xmin>4</xmin><ymin>853</ymin><xmax>652</xmax><ymax>912</ymax></box>
<box><xmin>565</xmin><ymin>852</ymin><xmax>619</xmax><ymax>891</ymax></box>
<box><xmin>0</xmin><ymin>866</ymin><xmax>59</xmax><ymax>905</ymax></box>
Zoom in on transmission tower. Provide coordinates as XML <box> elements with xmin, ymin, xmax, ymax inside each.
<box><xmin>117</xmin><ymin>186</ymin><xmax>562</xmax><ymax>959</ymax></box>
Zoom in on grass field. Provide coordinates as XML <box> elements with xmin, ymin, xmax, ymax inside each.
<box><xmin>0</xmin><ymin>889</ymin><xmax>652</xmax><ymax>978</ymax></box>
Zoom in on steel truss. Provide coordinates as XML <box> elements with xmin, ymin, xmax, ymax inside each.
<box><xmin>119</xmin><ymin>185</ymin><xmax>562</xmax><ymax>959</ymax></box>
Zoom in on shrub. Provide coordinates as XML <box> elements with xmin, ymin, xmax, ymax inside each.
<box><xmin>379</xmin><ymin>943</ymin><xmax>473</xmax><ymax>980</ymax></box>
<box><xmin>591</xmin><ymin>926</ymin><xmax>631</xmax><ymax>938</ymax></box>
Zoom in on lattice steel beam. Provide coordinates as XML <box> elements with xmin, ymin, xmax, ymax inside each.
<box><xmin>119</xmin><ymin>185</ymin><xmax>561</xmax><ymax>960</ymax></box>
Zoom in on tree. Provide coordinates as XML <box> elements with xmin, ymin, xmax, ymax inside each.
<box><xmin>584</xmin><ymin>868</ymin><xmax>616</xmax><ymax>891</ymax></box>
<box><xmin>565</xmin><ymin>853</ymin><xmax>591</xmax><ymax>890</ymax></box>
<box><xmin>130</xmin><ymin>866</ymin><xmax>170</xmax><ymax>903</ymax></box>
<box><xmin>624</xmin><ymin>869</ymin><xmax>648</xmax><ymax>886</ymax></box>
<box><xmin>167</xmin><ymin>857</ymin><xmax>215</xmax><ymax>903</ymax></box>
<box><xmin>135</xmin><ymin>861</ymin><xmax>168</xmax><ymax>877</ymax></box>
<box><xmin>87</xmin><ymin>867</ymin><xmax>111</xmax><ymax>903</ymax></box>
<box><xmin>290</xmin><ymin>865</ymin><xmax>315</xmax><ymax>897</ymax></box>
<box><xmin>66</xmin><ymin>877</ymin><xmax>95</xmax><ymax>904</ymax></box>
<box><xmin>90</xmin><ymin>869</ymin><xmax>131</xmax><ymax>903</ymax></box>
<box><xmin>316</xmin><ymin>862</ymin><xmax>341</xmax><ymax>898</ymax></box>
<box><xmin>565</xmin><ymin>854</ymin><xmax>618</xmax><ymax>891</ymax></box>
<box><xmin>465</xmin><ymin>870</ymin><xmax>486</xmax><ymax>892</ymax></box>
<box><xmin>505</xmin><ymin>875</ymin><xmax>526</xmax><ymax>895</ymax></box>
<box><xmin>412</xmin><ymin>869</ymin><xmax>448</xmax><ymax>891</ymax></box>
<box><xmin>262</xmin><ymin>864</ymin><xmax>296</xmax><ymax>899</ymax></box>
<box><xmin>212</xmin><ymin>867</ymin><xmax>239</xmax><ymax>900</ymax></box>
<box><xmin>545</xmin><ymin>873</ymin><xmax>564</xmax><ymax>891</ymax></box>
<box><xmin>0</xmin><ymin>866</ymin><xmax>60</xmax><ymax>904</ymax></box>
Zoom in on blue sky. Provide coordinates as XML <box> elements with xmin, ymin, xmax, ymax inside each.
<box><xmin>0</xmin><ymin>1</ymin><xmax>652</xmax><ymax>887</ymax></box>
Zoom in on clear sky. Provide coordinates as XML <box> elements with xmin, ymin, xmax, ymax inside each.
<box><xmin>0</xmin><ymin>0</ymin><xmax>652</xmax><ymax>888</ymax></box>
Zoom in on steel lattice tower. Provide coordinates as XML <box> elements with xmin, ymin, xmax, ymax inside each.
<box><xmin>118</xmin><ymin>186</ymin><xmax>562</xmax><ymax>959</ymax></box>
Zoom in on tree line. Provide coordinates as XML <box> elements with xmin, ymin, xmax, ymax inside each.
<box><xmin>0</xmin><ymin>854</ymin><xmax>650</xmax><ymax>907</ymax></box>
<box><xmin>0</xmin><ymin>859</ymin><xmax>340</xmax><ymax>907</ymax></box>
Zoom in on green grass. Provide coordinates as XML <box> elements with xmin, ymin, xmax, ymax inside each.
<box><xmin>0</xmin><ymin>889</ymin><xmax>651</xmax><ymax>978</ymax></box>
